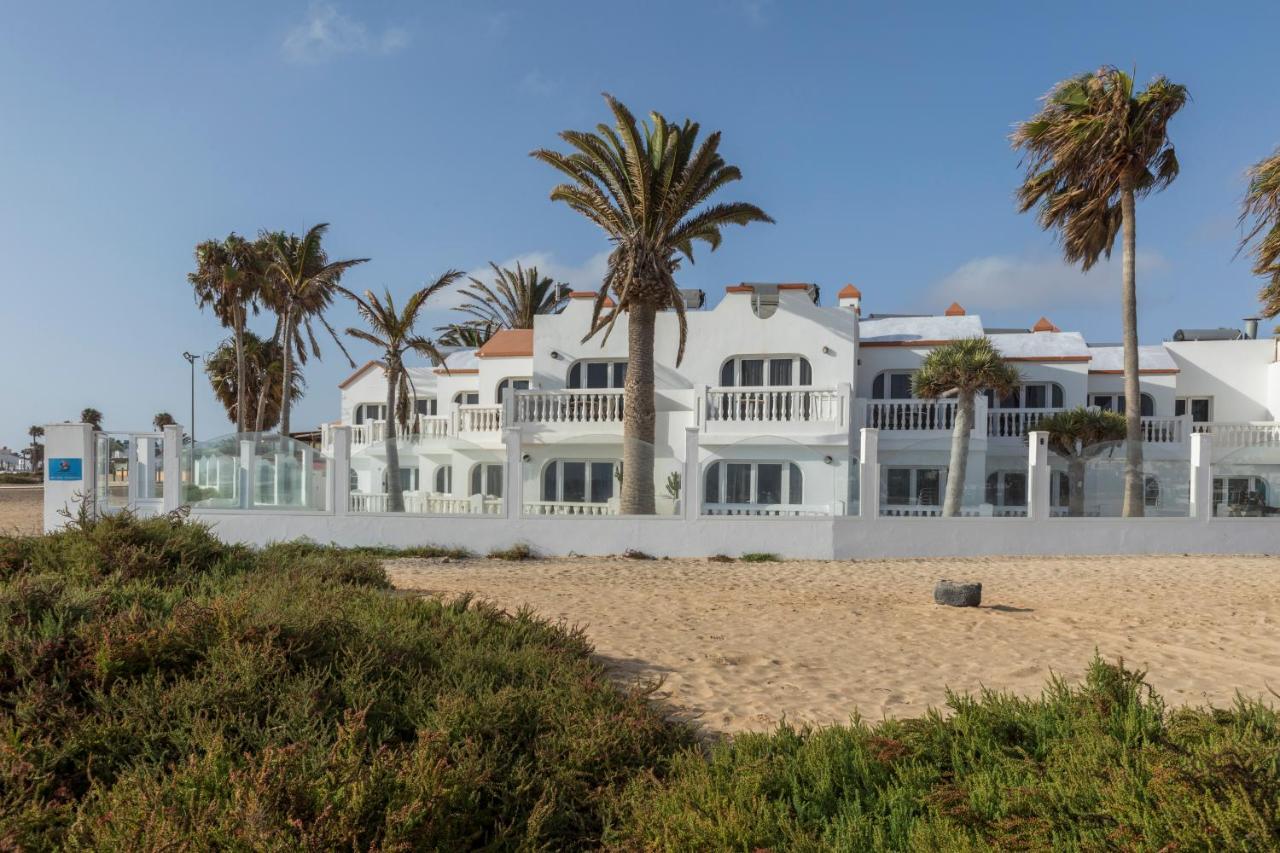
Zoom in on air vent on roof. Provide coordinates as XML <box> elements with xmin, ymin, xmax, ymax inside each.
<box><xmin>1171</xmin><ymin>328</ymin><xmax>1243</xmax><ymax>342</ymax></box>
<box><xmin>678</xmin><ymin>289</ymin><xmax>704</xmax><ymax>310</ymax></box>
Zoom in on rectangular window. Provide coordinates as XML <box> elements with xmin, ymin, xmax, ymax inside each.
<box><xmin>725</xmin><ymin>463</ymin><xmax>753</xmax><ymax>503</ymax></box>
<box><xmin>562</xmin><ymin>462</ymin><xmax>586</xmax><ymax>502</ymax></box>
<box><xmin>1190</xmin><ymin>399</ymin><xmax>1209</xmax><ymax>422</ymax></box>
<box><xmin>612</xmin><ymin>362</ymin><xmax>627</xmax><ymax>388</ymax></box>
<box><xmin>486</xmin><ymin>464</ymin><xmax>503</xmax><ymax>498</ymax></box>
<box><xmin>917</xmin><ymin>469</ymin><xmax>941</xmax><ymax>505</ymax></box>
<box><xmin>590</xmin><ymin>462</ymin><xmax>614</xmax><ymax>503</ymax></box>
<box><xmin>755</xmin><ymin>463</ymin><xmax>782</xmax><ymax>504</ymax></box>
<box><xmin>739</xmin><ymin>359</ymin><xmax>765</xmax><ymax>387</ymax></box>
<box><xmin>886</xmin><ymin>468</ymin><xmax>911</xmax><ymax>505</ymax></box>
<box><xmin>788</xmin><ymin>463</ymin><xmax>803</xmax><ymax>505</ymax></box>
<box><xmin>889</xmin><ymin>373</ymin><xmax>913</xmax><ymax>400</ymax></box>
<box><xmin>1003</xmin><ymin>472</ymin><xmax>1026</xmax><ymax>507</ymax></box>
<box><xmin>1093</xmin><ymin>395</ymin><xmax>1114</xmax><ymax>412</ymax></box>
<box><xmin>586</xmin><ymin>362</ymin><xmax>609</xmax><ymax>389</ymax></box>
<box><xmin>1024</xmin><ymin>385</ymin><xmax>1046</xmax><ymax>409</ymax></box>
<box><xmin>768</xmin><ymin>359</ymin><xmax>792</xmax><ymax>387</ymax></box>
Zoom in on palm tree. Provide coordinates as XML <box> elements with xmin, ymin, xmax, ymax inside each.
<box><xmin>27</xmin><ymin>425</ymin><xmax>43</xmax><ymax>472</ymax></box>
<box><xmin>188</xmin><ymin>233</ymin><xmax>263</xmax><ymax>433</ymax></box>
<box><xmin>1033</xmin><ymin>407</ymin><xmax>1127</xmax><ymax>516</ymax></box>
<box><xmin>456</xmin><ymin>262</ymin><xmax>569</xmax><ymax>330</ymax></box>
<box><xmin>262</xmin><ymin>224</ymin><xmax>368</xmax><ymax>436</ymax></box>
<box><xmin>338</xmin><ymin>273</ymin><xmax>461</xmax><ymax>512</ymax></box>
<box><xmin>205</xmin><ymin>332</ymin><xmax>302</xmax><ymax>433</ymax></box>
<box><xmin>533</xmin><ymin>94</ymin><xmax>773</xmax><ymax>514</ymax></box>
<box><xmin>912</xmin><ymin>338</ymin><xmax>1021</xmax><ymax>517</ymax></box>
<box><xmin>80</xmin><ymin>408</ymin><xmax>103</xmax><ymax>430</ymax></box>
<box><xmin>1013</xmin><ymin>67</ymin><xmax>1188</xmax><ymax>517</ymax></box>
<box><xmin>152</xmin><ymin>412</ymin><xmax>176</xmax><ymax>431</ymax></box>
<box><xmin>1240</xmin><ymin>148</ymin><xmax>1280</xmax><ymax>317</ymax></box>
<box><xmin>436</xmin><ymin>321</ymin><xmax>497</xmax><ymax>349</ymax></box>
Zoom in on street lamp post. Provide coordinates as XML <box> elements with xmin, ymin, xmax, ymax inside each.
<box><xmin>182</xmin><ymin>351</ymin><xmax>200</xmax><ymax>444</ymax></box>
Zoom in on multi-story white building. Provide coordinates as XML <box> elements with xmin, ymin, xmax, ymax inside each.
<box><xmin>316</xmin><ymin>283</ymin><xmax>1280</xmax><ymax>519</ymax></box>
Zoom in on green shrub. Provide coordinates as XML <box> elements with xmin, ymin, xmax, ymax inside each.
<box><xmin>0</xmin><ymin>472</ymin><xmax>41</xmax><ymax>485</ymax></box>
<box><xmin>489</xmin><ymin>542</ymin><xmax>537</xmax><ymax>561</ymax></box>
<box><xmin>740</xmin><ymin>552</ymin><xmax>780</xmax><ymax>562</ymax></box>
<box><xmin>605</xmin><ymin>658</ymin><xmax>1280</xmax><ymax>850</ymax></box>
<box><xmin>0</xmin><ymin>513</ymin><xmax>691</xmax><ymax>849</ymax></box>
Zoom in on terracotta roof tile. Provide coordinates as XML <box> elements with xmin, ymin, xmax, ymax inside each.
<box><xmin>476</xmin><ymin>328</ymin><xmax>534</xmax><ymax>358</ymax></box>
<box><xmin>944</xmin><ymin>302</ymin><xmax>966</xmax><ymax>316</ymax></box>
<box><xmin>838</xmin><ymin>284</ymin><xmax>862</xmax><ymax>298</ymax></box>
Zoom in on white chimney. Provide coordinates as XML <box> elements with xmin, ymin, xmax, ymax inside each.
<box><xmin>1244</xmin><ymin>317</ymin><xmax>1260</xmax><ymax>340</ymax></box>
<box><xmin>837</xmin><ymin>284</ymin><xmax>861</xmax><ymax>314</ymax></box>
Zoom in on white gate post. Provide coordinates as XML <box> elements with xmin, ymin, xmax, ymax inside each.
<box><xmin>1190</xmin><ymin>432</ymin><xmax>1213</xmax><ymax>521</ymax></box>
<box><xmin>502</xmin><ymin>425</ymin><xmax>521</xmax><ymax>520</ymax></box>
<box><xmin>858</xmin><ymin>427</ymin><xmax>880</xmax><ymax>519</ymax></box>
<box><xmin>330</xmin><ymin>426</ymin><xmax>351</xmax><ymax>515</ymax></box>
<box><xmin>239</xmin><ymin>440</ymin><xmax>254</xmax><ymax>510</ymax></box>
<box><xmin>42</xmin><ymin>423</ymin><xmax>95</xmax><ymax>532</ymax></box>
<box><xmin>162</xmin><ymin>424</ymin><xmax>183</xmax><ymax>513</ymax></box>
<box><xmin>1026</xmin><ymin>430</ymin><xmax>1051</xmax><ymax>521</ymax></box>
<box><xmin>683</xmin><ymin>426</ymin><xmax>700</xmax><ymax>521</ymax></box>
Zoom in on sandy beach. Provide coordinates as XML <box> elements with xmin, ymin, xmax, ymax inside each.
<box><xmin>0</xmin><ymin>486</ymin><xmax>42</xmax><ymax>536</ymax></box>
<box><xmin>387</xmin><ymin>553</ymin><xmax>1280</xmax><ymax>735</ymax></box>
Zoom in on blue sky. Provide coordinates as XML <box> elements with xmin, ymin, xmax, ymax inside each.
<box><xmin>2</xmin><ymin>1</ymin><xmax>1278</xmax><ymax>448</ymax></box>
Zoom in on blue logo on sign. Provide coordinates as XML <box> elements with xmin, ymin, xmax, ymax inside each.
<box><xmin>49</xmin><ymin>458</ymin><xmax>83</xmax><ymax>481</ymax></box>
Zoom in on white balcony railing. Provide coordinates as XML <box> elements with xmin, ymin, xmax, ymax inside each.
<box><xmin>705</xmin><ymin>387</ymin><xmax>842</xmax><ymax>424</ymax></box>
<box><xmin>1139</xmin><ymin>416</ymin><xmax>1185</xmax><ymax>444</ymax></box>
<box><xmin>864</xmin><ymin>399</ymin><xmax>959</xmax><ymax>432</ymax></box>
<box><xmin>987</xmin><ymin>408</ymin><xmax>1057</xmax><ymax>439</ymax></box>
<box><xmin>349</xmin><ymin>491</ymin><xmax>502</xmax><ymax>514</ymax></box>
<box><xmin>513</xmin><ymin>390</ymin><xmax>624</xmax><ymax>425</ymax></box>
<box><xmin>456</xmin><ymin>405</ymin><xmax>503</xmax><ymax>433</ymax></box>
<box><xmin>1192</xmin><ymin>422</ymin><xmax>1280</xmax><ymax>448</ymax></box>
<box><xmin>703</xmin><ymin>502</ymin><xmax>835</xmax><ymax>517</ymax></box>
<box><xmin>324</xmin><ymin>417</ymin><xmax>451</xmax><ymax>450</ymax></box>
<box><xmin>522</xmin><ymin>500</ymin><xmax>617</xmax><ymax>516</ymax></box>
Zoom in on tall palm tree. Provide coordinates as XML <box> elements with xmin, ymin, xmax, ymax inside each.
<box><xmin>338</xmin><ymin>273</ymin><xmax>461</xmax><ymax>512</ymax></box>
<box><xmin>1240</xmin><ymin>148</ymin><xmax>1280</xmax><ymax>317</ymax></box>
<box><xmin>1033</xmin><ymin>407</ymin><xmax>1127</xmax><ymax>517</ymax></box>
<box><xmin>456</xmin><ymin>261</ymin><xmax>569</xmax><ymax>330</ymax></box>
<box><xmin>533</xmin><ymin>94</ymin><xmax>773</xmax><ymax>514</ymax></box>
<box><xmin>188</xmin><ymin>233</ymin><xmax>263</xmax><ymax>433</ymax></box>
<box><xmin>205</xmin><ymin>332</ymin><xmax>302</xmax><ymax>433</ymax></box>
<box><xmin>262</xmin><ymin>224</ymin><xmax>368</xmax><ymax>436</ymax></box>
<box><xmin>27</xmin><ymin>425</ymin><xmax>43</xmax><ymax>472</ymax></box>
<box><xmin>152</xmin><ymin>412</ymin><xmax>176</xmax><ymax>431</ymax></box>
<box><xmin>435</xmin><ymin>321</ymin><xmax>497</xmax><ymax>349</ymax></box>
<box><xmin>912</xmin><ymin>338</ymin><xmax>1021</xmax><ymax>517</ymax></box>
<box><xmin>80</xmin><ymin>408</ymin><xmax>103</xmax><ymax>430</ymax></box>
<box><xmin>1013</xmin><ymin>67</ymin><xmax>1188</xmax><ymax>517</ymax></box>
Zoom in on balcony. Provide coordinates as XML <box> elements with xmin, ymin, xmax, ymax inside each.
<box><xmin>513</xmin><ymin>389</ymin><xmax>624</xmax><ymax>426</ymax></box>
<box><xmin>455</xmin><ymin>405</ymin><xmax>503</xmax><ymax>435</ymax></box>
<box><xmin>864</xmin><ymin>399</ymin><xmax>1190</xmax><ymax>445</ymax></box>
<box><xmin>704</xmin><ymin>387</ymin><xmax>844</xmax><ymax>430</ymax></box>
<box><xmin>1191</xmin><ymin>422</ymin><xmax>1280</xmax><ymax>448</ymax></box>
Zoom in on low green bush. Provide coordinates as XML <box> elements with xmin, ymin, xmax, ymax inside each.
<box><xmin>740</xmin><ymin>552</ymin><xmax>780</xmax><ymax>562</ymax></box>
<box><xmin>0</xmin><ymin>472</ymin><xmax>41</xmax><ymax>485</ymax></box>
<box><xmin>489</xmin><ymin>542</ymin><xmax>537</xmax><ymax>561</ymax></box>
<box><xmin>0</xmin><ymin>512</ymin><xmax>691</xmax><ymax>849</ymax></box>
<box><xmin>605</xmin><ymin>658</ymin><xmax>1280</xmax><ymax>850</ymax></box>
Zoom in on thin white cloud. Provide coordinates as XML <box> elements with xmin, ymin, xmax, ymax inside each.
<box><xmin>741</xmin><ymin>0</ymin><xmax>773</xmax><ymax>26</ymax></box>
<box><xmin>518</xmin><ymin>70</ymin><xmax>559</xmax><ymax>97</ymax></box>
<box><xmin>924</xmin><ymin>250</ymin><xmax>1169</xmax><ymax>315</ymax></box>
<box><xmin>282</xmin><ymin>3</ymin><xmax>409</xmax><ymax>63</ymax></box>
<box><xmin>438</xmin><ymin>251</ymin><xmax>611</xmax><ymax>312</ymax></box>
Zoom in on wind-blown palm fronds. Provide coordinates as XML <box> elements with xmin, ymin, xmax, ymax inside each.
<box><xmin>456</xmin><ymin>262</ymin><xmax>568</xmax><ymax>330</ymax></box>
<box><xmin>532</xmin><ymin>94</ymin><xmax>773</xmax><ymax>513</ymax></box>
<box><xmin>205</xmin><ymin>331</ymin><xmax>302</xmax><ymax>433</ymax></box>
<box><xmin>1013</xmin><ymin>67</ymin><xmax>1187</xmax><ymax>517</ymax></box>
<box><xmin>1240</xmin><ymin>148</ymin><xmax>1280</xmax><ymax>318</ymax></box>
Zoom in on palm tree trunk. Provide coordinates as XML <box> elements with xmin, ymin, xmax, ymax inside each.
<box><xmin>1120</xmin><ymin>186</ymin><xmax>1144</xmax><ymax>517</ymax></box>
<box><xmin>384</xmin><ymin>369</ymin><xmax>404</xmax><ymax>513</ymax></box>
<box><xmin>254</xmin><ymin>371</ymin><xmax>268</xmax><ymax>434</ymax></box>
<box><xmin>621</xmin><ymin>302</ymin><xmax>657</xmax><ymax>515</ymax></box>
<box><xmin>233</xmin><ymin>310</ymin><xmax>247</xmax><ymax>434</ymax></box>
<box><xmin>279</xmin><ymin>310</ymin><xmax>293</xmax><ymax>437</ymax></box>
<box><xmin>1068</xmin><ymin>456</ymin><xmax>1086</xmax><ymax>517</ymax></box>
<box><xmin>942</xmin><ymin>394</ymin><xmax>972</xmax><ymax>517</ymax></box>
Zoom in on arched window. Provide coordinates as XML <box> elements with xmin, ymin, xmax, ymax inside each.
<box><xmin>453</xmin><ymin>391</ymin><xmax>479</xmax><ymax>406</ymax></box>
<box><xmin>985</xmin><ymin>471</ymin><xmax>1027</xmax><ymax>507</ymax></box>
<box><xmin>568</xmin><ymin>360</ymin><xmax>627</xmax><ymax>389</ymax></box>
<box><xmin>872</xmin><ymin>371</ymin><xmax>915</xmax><ymax>400</ymax></box>
<box><xmin>381</xmin><ymin>467</ymin><xmax>418</xmax><ymax>492</ymax></box>
<box><xmin>349</xmin><ymin>469</ymin><xmax>359</xmax><ymax>493</ymax></box>
<box><xmin>496</xmin><ymin>378</ymin><xmax>530</xmax><ymax>403</ymax></box>
<box><xmin>470</xmin><ymin>463</ymin><xmax>503</xmax><ymax>498</ymax></box>
<box><xmin>1144</xmin><ymin>475</ymin><xmax>1161</xmax><ymax>508</ymax></box>
<box><xmin>353</xmin><ymin>403</ymin><xmax>386</xmax><ymax>425</ymax></box>
<box><xmin>702</xmin><ymin>461</ymin><xmax>803</xmax><ymax>506</ymax></box>
<box><xmin>434</xmin><ymin>465</ymin><xmax>452</xmax><ymax>493</ymax></box>
<box><xmin>719</xmin><ymin>356</ymin><xmax>812</xmax><ymax>388</ymax></box>
<box><xmin>1089</xmin><ymin>392</ymin><xmax>1156</xmax><ymax>417</ymax></box>
<box><xmin>542</xmin><ymin>460</ymin><xmax>616</xmax><ymax>503</ymax></box>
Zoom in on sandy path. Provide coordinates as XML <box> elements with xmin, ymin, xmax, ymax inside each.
<box><xmin>0</xmin><ymin>487</ymin><xmax>42</xmax><ymax>536</ymax></box>
<box><xmin>386</xmin><ymin>554</ymin><xmax>1280</xmax><ymax>735</ymax></box>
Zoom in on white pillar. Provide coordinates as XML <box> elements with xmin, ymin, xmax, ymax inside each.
<box><xmin>1026</xmin><ymin>429</ymin><xmax>1051</xmax><ymax>521</ymax></box>
<box><xmin>162</xmin><ymin>424</ymin><xmax>183</xmax><ymax>513</ymax></box>
<box><xmin>502</xmin><ymin>426</ymin><xmax>521</xmax><ymax>520</ymax></box>
<box><xmin>43</xmin><ymin>423</ymin><xmax>95</xmax><ymax>532</ymax></box>
<box><xmin>239</xmin><ymin>440</ymin><xmax>254</xmax><ymax>510</ymax></box>
<box><xmin>301</xmin><ymin>445</ymin><xmax>314</xmax><ymax>508</ymax></box>
<box><xmin>330</xmin><ymin>426</ymin><xmax>351</xmax><ymax>515</ymax></box>
<box><xmin>1190</xmin><ymin>432</ymin><xmax>1213</xmax><ymax>521</ymax></box>
<box><xmin>858</xmin><ymin>427</ymin><xmax>879</xmax><ymax>519</ymax></box>
<box><xmin>683</xmin><ymin>426</ymin><xmax>700</xmax><ymax>521</ymax></box>
<box><xmin>837</xmin><ymin>381</ymin><xmax>852</xmax><ymax>429</ymax></box>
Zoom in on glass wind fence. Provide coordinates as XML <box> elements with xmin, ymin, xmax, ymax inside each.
<box><xmin>1051</xmin><ymin>440</ymin><xmax>1190</xmax><ymax>518</ymax></box>
<box><xmin>699</xmin><ymin>436</ymin><xmax>847</xmax><ymax>517</ymax></box>
<box><xmin>878</xmin><ymin>438</ymin><xmax>1006</xmax><ymax>518</ymax></box>
<box><xmin>522</xmin><ymin>435</ymin><xmax>679</xmax><ymax>517</ymax></box>
<box><xmin>348</xmin><ymin>437</ymin><xmax>503</xmax><ymax>515</ymax></box>
<box><xmin>181</xmin><ymin>433</ymin><xmax>328</xmax><ymax>511</ymax></box>
<box><xmin>1211</xmin><ymin>444</ymin><xmax>1280</xmax><ymax>518</ymax></box>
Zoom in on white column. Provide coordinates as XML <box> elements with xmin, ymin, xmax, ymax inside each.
<box><xmin>1026</xmin><ymin>429</ymin><xmax>1051</xmax><ymax>521</ymax></box>
<box><xmin>162</xmin><ymin>424</ymin><xmax>183</xmax><ymax>513</ymax></box>
<box><xmin>837</xmin><ymin>381</ymin><xmax>852</xmax><ymax>429</ymax></box>
<box><xmin>502</xmin><ymin>426</ymin><xmax>521</xmax><ymax>520</ymax></box>
<box><xmin>858</xmin><ymin>427</ymin><xmax>879</xmax><ymax>519</ymax></box>
<box><xmin>239</xmin><ymin>440</ymin><xmax>254</xmax><ymax>510</ymax></box>
<box><xmin>42</xmin><ymin>423</ymin><xmax>95</xmax><ymax>532</ymax></box>
<box><xmin>1190</xmin><ymin>431</ymin><xmax>1213</xmax><ymax>521</ymax></box>
<box><xmin>301</xmin><ymin>445</ymin><xmax>314</xmax><ymax>508</ymax></box>
<box><xmin>683</xmin><ymin>426</ymin><xmax>699</xmax><ymax>521</ymax></box>
<box><xmin>330</xmin><ymin>426</ymin><xmax>351</xmax><ymax>515</ymax></box>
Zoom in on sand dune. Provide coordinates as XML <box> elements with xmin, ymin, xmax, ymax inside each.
<box><xmin>386</xmin><ymin>553</ymin><xmax>1280</xmax><ymax>736</ymax></box>
<box><xmin>0</xmin><ymin>487</ymin><xmax>41</xmax><ymax>536</ymax></box>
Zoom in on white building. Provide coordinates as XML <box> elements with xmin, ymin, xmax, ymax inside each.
<box><xmin>279</xmin><ymin>283</ymin><xmax>1280</xmax><ymax>520</ymax></box>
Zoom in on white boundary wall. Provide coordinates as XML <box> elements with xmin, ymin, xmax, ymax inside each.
<box><xmin>44</xmin><ymin>423</ymin><xmax>1280</xmax><ymax>559</ymax></box>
